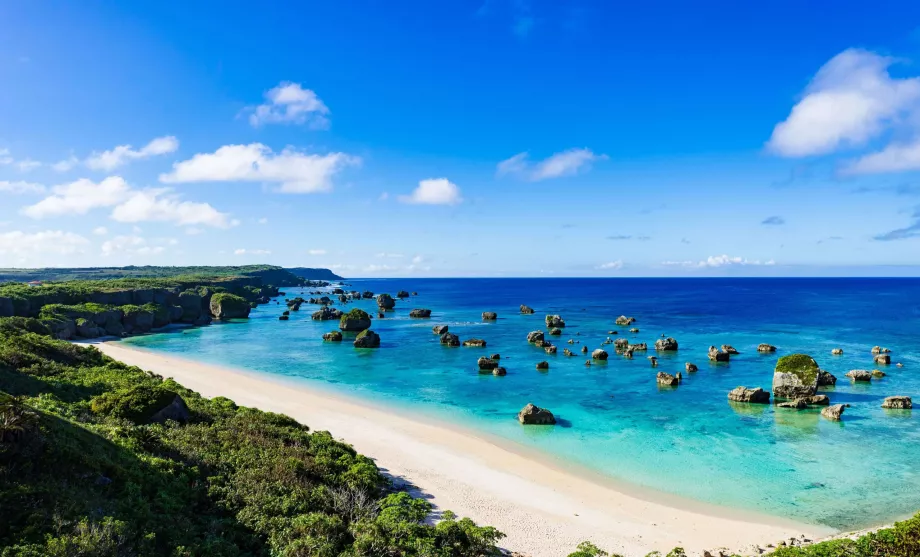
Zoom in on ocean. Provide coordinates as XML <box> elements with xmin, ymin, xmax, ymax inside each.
<box><xmin>122</xmin><ymin>278</ymin><xmax>920</xmax><ymax>530</ymax></box>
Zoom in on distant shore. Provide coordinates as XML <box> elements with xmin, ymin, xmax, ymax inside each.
<box><xmin>88</xmin><ymin>340</ymin><xmax>833</xmax><ymax>557</ymax></box>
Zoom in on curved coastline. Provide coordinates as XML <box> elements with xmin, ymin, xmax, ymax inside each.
<box><xmin>87</xmin><ymin>338</ymin><xmax>835</xmax><ymax>557</ymax></box>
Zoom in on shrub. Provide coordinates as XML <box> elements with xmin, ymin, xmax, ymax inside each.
<box><xmin>90</xmin><ymin>384</ymin><xmax>179</xmax><ymax>424</ymax></box>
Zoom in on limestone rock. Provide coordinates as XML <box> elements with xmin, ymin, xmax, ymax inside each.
<box><xmin>536</xmin><ymin>361</ymin><xmax>549</xmax><ymax>370</ymax></box>
<box><xmin>527</xmin><ymin>331</ymin><xmax>545</xmax><ymax>344</ymax></box>
<box><xmin>845</xmin><ymin>370</ymin><xmax>873</xmax><ymax>382</ymax></box>
<box><xmin>482</xmin><ymin>311</ymin><xmax>498</xmax><ymax>321</ymax></box>
<box><xmin>433</xmin><ymin>325</ymin><xmax>448</xmax><ymax>335</ymax></box>
<box><xmin>323</xmin><ymin>331</ymin><xmax>343</xmax><ymax>342</ymax></box>
<box><xmin>875</xmin><ymin>354</ymin><xmax>891</xmax><ymax>365</ymax></box>
<box><xmin>396</xmin><ymin>291</ymin><xmax>410</xmax><ymax>299</ymax></box>
<box><xmin>409</xmin><ymin>309</ymin><xmax>432</xmax><ymax>318</ymax></box>
<box><xmin>655</xmin><ymin>337</ymin><xmax>679</xmax><ymax>351</ymax></box>
<box><xmin>312</xmin><ymin>307</ymin><xmax>342</xmax><ymax>321</ymax></box>
<box><xmin>440</xmin><ymin>332</ymin><xmax>460</xmax><ymax>346</ymax></box>
<box><xmin>728</xmin><ymin>386</ymin><xmax>770</xmax><ymax>403</ymax></box>
<box><xmin>544</xmin><ymin>345</ymin><xmax>557</xmax><ymax>355</ymax></box>
<box><xmin>871</xmin><ymin>346</ymin><xmax>890</xmax><ymax>354</ymax></box>
<box><xmin>339</xmin><ymin>309</ymin><xmax>372</xmax><ymax>332</ymax></box>
<box><xmin>545</xmin><ymin>315</ymin><xmax>566</xmax><ymax>328</ymax></box>
<box><xmin>721</xmin><ymin>344</ymin><xmax>740</xmax><ymax>355</ymax></box>
<box><xmin>772</xmin><ymin>354</ymin><xmax>819</xmax><ymax>399</ymax></box>
<box><xmin>708</xmin><ymin>346</ymin><xmax>730</xmax><ymax>362</ymax></box>
<box><xmin>657</xmin><ymin>372</ymin><xmax>679</xmax><ymax>386</ymax></box>
<box><xmin>520</xmin><ymin>305</ymin><xmax>535</xmax><ymax>314</ymax></box>
<box><xmin>882</xmin><ymin>396</ymin><xmax>912</xmax><ymax>409</ymax></box>
<box><xmin>548</xmin><ymin>327</ymin><xmax>562</xmax><ymax>336</ymax></box>
<box><xmin>831</xmin><ymin>348</ymin><xmax>843</xmax><ymax>355</ymax></box>
<box><xmin>517</xmin><ymin>403</ymin><xmax>556</xmax><ymax>425</ymax></box>
<box><xmin>592</xmin><ymin>349</ymin><xmax>609</xmax><ymax>360</ymax></box>
<box><xmin>615</xmin><ymin>315</ymin><xmax>636</xmax><ymax>326</ymax></box>
<box><xmin>492</xmin><ymin>367</ymin><xmax>507</xmax><ymax>376</ymax></box>
<box><xmin>777</xmin><ymin>399</ymin><xmax>808</xmax><ymax>410</ymax></box>
<box><xmin>822</xmin><ymin>404</ymin><xmax>845</xmax><ymax>421</ymax></box>
<box><xmin>463</xmin><ymin>338</ymin><xmax>487</xmax><ymax>347</ymax></box>
<box><xmin>376</xmin><ymin>293</ymin><xmax>395</xmax><ymax>310</ymax></box>
<box><xmin>686</xmin><ymin>362</ymin><xmax>698</xmax><ymax>373</ymax></box>
<box><xmin>353</xmin><ymin>329</ymin><xmax>380</xmax><ymax>348</ymax></box>
<box><xmin>477</xmin><ymin>357</ymin><xmax>498</xmax><ymax>371</ymax></box>
<box><xmin>817</xmin><ymin>370</ymin><xmax>837</xmax><ymax>386</ymax></box>
<box><xmin>757</xmin><ymin>343</ymin><xmax>777</xmax><ymax>353</ymax></box>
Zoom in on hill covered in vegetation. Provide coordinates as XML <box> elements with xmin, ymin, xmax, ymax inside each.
<box><xmin>0</xmin><ymin>265</ymin><xmax>308</xmax><ymax>286</ymax></box>
<box><xmin>286</xmin><ymin>267</ymin><xmax>345</xmax><ymax>281</ymax></box>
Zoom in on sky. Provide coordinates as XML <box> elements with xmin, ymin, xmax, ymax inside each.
<box><xmin>3</xmin><ymin>1</ymin><xmax>920</xmax><ymax>277</ymax></box>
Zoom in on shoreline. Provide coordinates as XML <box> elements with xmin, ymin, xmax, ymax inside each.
<box><xmin>88</xmin><ymin>339</ymin><xmax>835</xmax><ymax>557</ymax></box>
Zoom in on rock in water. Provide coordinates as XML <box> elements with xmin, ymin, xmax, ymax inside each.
<box><xmin>657</xmin><ymin>372</ymin><xmax>679</xmax><ymax>386</ymax></box>
<box><xmin>396</xmin><ymin>291</ymin><xmax>410</xmax><ymax>299</ymax></box>
<box><xmin>721</xmin><ymin>344</ymin><xmax>740</xmax><ymax>355</ymax></box>
<box><xmin>831</xmin><ymin>348</ymin><xmax>843</xmax><ymax>355</ymax></box>
<box><xmin>536</xmin><ymin>361</ymin><xmax>549</xmax><ymax>370</ymax></box>
<box><xmin>544</xmin><ymin>345</ymin><xmax>557</xmax><ymax>354</ymax></box>
<box><xmin>491</xmin><ymin>353</ymin><xmax>501</xmax><ymax>360</ymax></box>
<box><xmin>822</xmin><ymin>404</ymin><xmax>845</xmax><ymax>421</ymax></box>
<box><xmin>615</xmin><ymin>315</ymin><xmax>636</xmax><ymax>326</ymax></box>
<box><xmin>845</xmin><ymin>370</ymin><xmax>873</xmax><ymax>382</ymax></box>
<box><xmin>708</xmin><ymin>346</ymin><xmax>730</xmax><ymax>362</ymax></box>
<box><xmin>757</xmin><ymin>343</ymin><xmax>777</xmax><ymax>353</ymax></box>
<box><xmin>548</xmin><ymin>327</ymin><xmax>562</xmax><ymax>336</ymax></box>
<box><xmin>376</xmin><ymin>293</ymin><xmax>395</xmax><ymax>310</ymax></box>
<box><xmin>545</xmin><ymin>315</ymin><xmax>566</xmax><ymax>328</ymax></box>
<box><xmin>772</xmin><ymin>354</ymin><xmax>819</xmax><ymax>399</ymax></box>
<box><xmin>817</xmin><ymin>370</ymin><xmax>837</xmax><ymax>386</ymax></box>
<box><xmin>581</xmin><ymin>346</ymin><xmax>588</xmax><ymax>353</ymax></box>
<box><xmin>463</xmin><ymin>338</ymin><xmax>487</xmax><ymax>347</ymax></box>
<box><xmin>492</xmin><ymin>367</ymin><xmax>507</xmax><ymax>376</ymax></box>
<box><xmin>874</xmin><ymin>354</ymin><xmax>891</xmax><ymax>365</ymax></box>
<box><xmin>433</xmin><ymin>325</ymin><xmax>448</xmax><ymax>335</ymax></box>
<box><xmin>517</xmin><ymin>403</ymin><xmax>556</xmax><ymax>425</ymax></box>
<box><xmin>323</xmin><ymin>331</ymin><xmax>343</xmax><ymax>342</ymax></box>
<box><xmin>728</xmin><ymin>386</ymin><xmax>770</xmax><ymax>403</ymax></box>
<box><xmin>477</xmin><ymin>357</ymin><xmax>498</xmax><ymax>371</ymax></box>
<box><xmin>686</xmin><ymin>362</ymin><xmax>698</xmax><ymax>372</ymax></box>
<box><xmin>527</xmin><ymin>330</ymin><xmax>545</xmax><ymax>343</ymax></box>
<box><xmin>440</xmin><ymin>332</ymin><xmax>460</xmax><ymax>346</ymax></box>
<box><xmin>482</xmin><ymin>311</ymin><xmax>498</xmax><ymax>321</ymax></box>
<box><xmin>871</xmin><ymin>346</ymin><xmax>890</xmax><ymax>354</ymax></box>
<box><xmin>353</xmin><ymin>330</ymin><xmax>380</xmax><ymax>348</ymax></box>
<box><xmin>209</xmin><ymin>293</ymin><xmax>251</xmax><ymax>319</ymax></box>
<box><xmin>520</xmin><ymin>305</ymin><xmax>535</xmax><ymax>314</ymax></box>
<box><xmin>312</xmin><ymin>307</ymin><xmax>342</xmax><ymax>321</ymax></box>
<box><xmin>882</xmin><ymin>396</ymin><xmax>912</xmax><ymax>409</ymax></box>
<box><xmin>592</xmin><ymin>349</ymin><xmax>609</xmax><ymax>360</ymax></box>
<box><xmin>654</xmin><ymin>337</ymin><xmax>679</xmax><ymax>351</ymax></box>
<box><xmin>339</xmin><ymin>309</ymin><xmax>372</xmax><ymax>332</ymax></box>
<box><xmin>409</xmin><ymin>308</ymin><xmax>432</xmax><ymax>318</ymax></box>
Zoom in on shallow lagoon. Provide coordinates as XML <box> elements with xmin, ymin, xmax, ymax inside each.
<box><xmin>124</xmin><ymin>278</ymin><xmax>920</xmax><ymax>529</ymax></box>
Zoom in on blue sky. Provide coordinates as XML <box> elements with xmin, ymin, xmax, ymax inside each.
<box><xmin>3</xmin><ymin>1</ymin><xmax>920</xmax><ymax>276</ymax></box>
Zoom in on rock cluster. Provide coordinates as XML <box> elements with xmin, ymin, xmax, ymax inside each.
<box><xmin>463</xmin><ymin>338</ymin><xmax>487</xmax><ymax>347</ymax></box>
<box><xmin>772</xmin><ymin>354</ymin><xmax>819</xmax><ymax>399</ymax></box>
<box><xmin>882</xmin><ymin>396</ymin><xmax>912</xmax><ymax>409</ymax></box>
<box><xmin>545</xmin><ymin>315</ymin><xmax>566</xmax><ymax>328</ymax></box>
<box><xmin>615</xmin><ymin>315</ymin><xmax>636</xmax><ymax>326</ymax></box>
<box><xmin>657</xmin><ymin>372</ymin><xmax>679</xmax><ymax>386</ymax></box>
<box><xmin>708</xmin><ymin>346</ymin><xmax>730</xmax><ymax>362</ymax></box>
<box><xmin>517</xmin><ymin>403</ymin><xmax>556</xmax><ymax>425</ymax></box>
<box><xmin>409</xmin><ymin>309</ymin><xmax>432</xmax><ymax>318</ymax></box>
<box><xmin>728</xmin><ymin>386</ymin><xmax>770</xmax><ymax>404</ymax></box>
<box><xmin>440</xmin><ymin>332</ymin><xmax>461</xmax><ymax>346</ymax></box>
<box><xmin>654</xmin><ymin>337</ymin><xmax>678</xmax><ymax>351</ymax></box>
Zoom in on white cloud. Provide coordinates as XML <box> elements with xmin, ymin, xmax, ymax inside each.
<box><xmin>249</xmin><ymin>82</ymin><xmax>330</xmax><ymax>128</ymax></box>
<box><xmin>768</xmin><ymin>49</ymin><xmax>920</xmax><ymax>157</ymax></box>
<box><xmin>52</xmin><ymin>155</ymin><xmax>80</xmax><ymax>172</ymax></box>
<box><xmin>101</xmin><ymin>235</ymin><xmax>166</xmax><ymax>256</ymax></box>
<box><xmin>0</xmin><ymin>180</ymin><xmax>44</xmax><ymax>194</ymax></box>
<box><xmin>92</xmin><ymin>226</ymin><xmax>108</xmax><ymax>236</ymax></box>
<box><xmin>110</xmin><ymin>189</ymin><xmax>237</xmax><ymax>228</ymax></box>
<box><xmin>0</xmin><ymin>230</ymin><xmax>89</xmax><ymax>256</ymax></box>
<box><xmin>375</xmin><ymin>252</ymin><xmax>404</xmax><ymax>258</ymax></box>
<box><xmin>185</xmin><ymin>227</ymin><xmax>204</xmax><ymax>236</ymax></box>
<box><xmin>21</xmin><ymin>176</ymin><xmax>132</xmax><ymax>218</ymax></box>
<box><xmin>663</xmin><ymin>255</ymin><xmax>776</xmax><ymax>268</ymax></box>
<box><xmin>0</xmin><ymin>148</ymin><xmax>12</xmax><ymax>165</ymax></box>
<box><xmin>85</xmin><ymin>135</ymin><xmax>179</xmax><ymax>171</ymax></box>
<box><xmin>497</xmin><ymin>148</ymin><xmax>607</xmax><ymax>181</ymax></box>
<box><xmin>308</xmin><ymin>249</ymin><xmax>327</xmax><ymax>255</ymax></box>
<box><xmin>160</xmin><ymin>143</ymin><xmax>360</xmax><ymax>193</ymax></box>
<box><xmin>234</xmin><ymin>248</ymin><xmax>272</xmax><ymax>256</ymax></box>
<box><xmin>844</xmin><ymin>139</ymin><xmax>920</xmax><ymax>174</ymax></box>
<box><xmin>16</xmin><ymin>158</ymin><xmax>40</xmax><ymax>172</ymax></box>
<box><xmin>406</xmin><ymin>254</ymin><xmax>429</xmax><ymax>273</ymax></box>
<box><xmin>597</xmin><ymin>260</ymin><xmax>623</xmax><ymax>270</ymax></box>
<box><xmin>257</xmin><ymin>217</ymin><xmax>268</xmax><ymax>224</ymax></box>
<box><xmin>362</xmin><ymin>264</ymin><xmax>398</xmax><ymax>273</ymax></box>
<box><xmin>399</xmin><ymin>178</ymin><xmax>463</xmax><ymax>205</ymax></box>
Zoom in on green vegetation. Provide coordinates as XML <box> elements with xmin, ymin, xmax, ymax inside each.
<box><xmin>209</xmin><ymin>293</ymin><xmax>251</xmax><ymax>319</ymax></box>
<box><xmin>0</xmin><ymin>265</ymin><xmax>306</xmax><ymax>286</ymax></box>
<box><xmin>0</xmin><ymin>318</ymin><xmax>504</xmax><ymax>556</ymax></box>
<box><xmin>286</xmin><ymin>267</ymin><xmax>345</xmax><ymax>281</ymax></box>
<box><xmin>774</xmin><ymin>354</ymin><xmax>820</xmax><ymax>385</ymax></box>
<box><xmin>765</xmin><ymin>514</ymin><xmax>920</xmax><ymax>556</ymax></box>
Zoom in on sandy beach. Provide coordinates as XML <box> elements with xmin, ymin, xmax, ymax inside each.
<box><xmin>89</xmin><ymin>340</ymin><xmax>833</xmax><ymax>557</ymax></box>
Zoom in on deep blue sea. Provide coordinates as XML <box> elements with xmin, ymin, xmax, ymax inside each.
<box><xmin>123</xmin><ymin>278</ymin><xmax>920</xmax><ymax>530</ymax></box>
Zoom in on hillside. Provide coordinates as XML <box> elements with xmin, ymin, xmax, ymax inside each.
<box><xmin>286</xmin><ymin>267</ymin><xmax>345</xmax><ymax>281</ymax></box>
<box><xmin>0</xmin><ymin>265</ymin><xmax>305</xmax><ymax>286</ymax></box>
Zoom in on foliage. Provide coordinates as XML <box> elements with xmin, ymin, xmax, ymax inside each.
<box><xmin>774</xmin><ymin>354</ymin><xmax>819</xmax><ymax>383</ymax></box>
<box><xmin>0</xmin><ymin>319</ymin><xmax>503</xmax><ymax>556</ymax></box>
<box><xmin>767</xmin><ymin>513</ymin><xmax>920</xmax><ymax>556</ymax></box>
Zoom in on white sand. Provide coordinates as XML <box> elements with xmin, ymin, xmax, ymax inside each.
<box><xmin>90</xmin><ymin>340</ymin><xmax>834</xmax><ymax>557</ymax></box>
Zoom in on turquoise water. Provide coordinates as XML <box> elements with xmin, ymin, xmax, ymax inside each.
<box><xmin>123</xmin><ymin>278</ymin><xmax>920</xmax><ymax>530</ymax></box>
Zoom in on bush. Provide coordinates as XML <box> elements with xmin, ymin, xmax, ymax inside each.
<box><xmin>90</xmin><ymin>384</ymin><xmax>178</xmax><ymax>424</ymax></box>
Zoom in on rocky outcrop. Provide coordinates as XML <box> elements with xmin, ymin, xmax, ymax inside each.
<box><xmin>592</xmin><ymin>349</ymin><xmax>608</xmax><ymax>361</ymax></box>
<box><xmin>548</xmin><ymin>327</ymin><xmax>562</xmax><ymax>336</ymax></box>
<box><xmin>817</xmin><ymin>370</ymin><xmax>838</xmax><ymax>386</ymax></box>
<box><xmin>376</xmin><ymin>293</ymin><xmax>395</xmax><ymax>310</ymax></box>
<box><xmin>628</xmin><ymin>343</ymin><xmax>647</xmax><ymax>351</ymax></box>
<box><xmin>409</xmin><ymin>309</ymin><xmax>432</xmax><ymax>318</ymax></box>
<box><xmin>831</xmin><ymin>348</ymin><xmax>843</xmax><ymax>355</ymax></box>
<box><xmin>339</xmin><ymin>309</ymin><xmax>372</xmax><ymax>332</ymax></box>
<box><xmin>581</xmin><ymin>346</ymin><xmax>588</xmax><ymax>353</ymax></box>
<box><xmin>520</xmin><ymin>305</ymin><xmax>535</xmax><ymax>314</ymax></box>
<box><xmin>721</xmin><ymin>344</ymin><xmax>740</xmax><ymax>355</ymax></box>
<box><xmin>477</xmin><ymin>357</ymin><xmax>498</xmax><ymax>371</ymax></box>
<box><xmin>871</xmin><ymin>346</ymin><xmax>890</xmax><ymax>354</ymax></box>
<box><xmin>648</xmin><ymin>356</ymin><xmax>658</xmax><ymax>367</ymax></box>
<box><xmin>685</xmin><ymin>362</ymin><xmax>698</xmax><ymax>372</ymax></box>
<box><xmin>149</xmin><ymin>395</ymin><xmax>190</xmax><ymax>424</ymax></box>
<box><xmin>353</xmin><ymin>329</ymin><xmax>380</xmax><ymax>348</ymax></box>
<box><xmin>772</xmin><ymin>354</ymin><xmax>819</xmax><ymax>399</ymax></box>
<box><xmin>396</xmin><ymin>291</ymin><xmax>410</xmax><ymax>299</ymax></box>
<box><xmin>323</xmin><ymin>331</ymin><xmax>343</xmax><ymax>342</ymax></box>
<box><xmin>875</xmin><ymin>354</ymin><xmax>891</xmax><ymax>365</ymax></box>
<box><xmin>123</xmin><ymin>307</ymin><xmax>155</xmax><ymax>334</ymax></box>
<box><xmin>440</xmin><ymin>332</ymin><xmax>460</xmax><ymax>346</ymax></box>
<box><xmin>482</xmin><ymin>311</ymin><xmax>497</xmax><ymax>321</ymax></box>
<box><xmin>614</xmin><ymin>338</ymin><xmax>629</xmax><ymax>350</ymax></box>
<box><xmin>882</xmin><ymin>396</ymin><xmax>912</xmax><ymax>409</ymax></box>
<box><xmin>312</xmin><ymin>307</ymin><xmax>342</xmax><ymax>321</ymax></box>
<box><xmin>728</xmin><ymin>387</ymin><xmax>770</xmax><ymax>403</ymax></box>
<box><xmin>845</xmin><ymin>370</ymin><xmax>872</xmax><ymax>382</ymax></box>
<box><xmin>491</xmin><ymin>353</ymin><xmax>501</xmax><ymax>360</ymax></box>
<box><xmin>463</xmin><ymin>338</ymin><xmax>487</xmax><ymax>347</ymax></box>
<box><xmin>527</xmin><ymin>331</ymin><xmax>545</xmax><ymax>344</ymax></box>
<box><xmin>536</xmin><ymin>361</ymin><xmax>549</xmax><ymax>370</ymax></box>
<box><xmin>209</xmin><ymin>293</ymin><xmax>251</xmax><ymax>319</ymax></box>
<box><xmin>657</xmin><ymin>372</ymin><xmax>679</xmax><ymax>386</ymax></box>
<box><xmin>492</xmin><ymin>366</ymin><xmax>507</xmax><ymax>376</ymax></box>
<box><xmin>804</xmin><ymin>395</ymin><xmax>830</xmax><ymax>406</ymax></box>
<box><xmin>544</xmin><ymin>345</ymin><xmax>557</xmax><ymax>355</ymax></box>
<box><xmin>655</xmin><ymin>337</ymin><xmax>678</xmax><ymax>351</ymax></box>
<box><xmin>362</xmin><ymin>291</ymin><xmax>374</xmax><ymax>299</ymax></box>
<box><xmin>279</xmin><ymin>315</ymin><xmax>289</xmax><ymax>321</ymax></box>
<box><xmin>615</xmin><ymin>315</ymin><xmax>635</xmax><ymax>326</ymax></box>
<box><xmin>433</xmin><ymin>325</ymin><xmax>448</xmax><ymax>335</ymax></box>
<box><xmin>822</xmin><ymin>404</ymin><xmax>845</xmax><ymax>421</ymax></box>
<box><xmin>777</xmin><ymin>399</ymin><xmax>808</xmax><ymax>410</ymax></box>
<box><xmin>177</xmin><ymin>291</ymin><xmax>203</xmax><ymax>322</ymax></box>
<box><xmin>708</xmin><ymin>346</ymin><xmax>730</xmax><ymax>362</ymax></box>
<box><xmin>757</xmin><ymin>343</ymin><xmax>777</xmax><ymax>353</ymax></box>
<box><xmin>545</xmin><ymin>315</ymin><xmax>565</xmax><ymax>328</ymax></box>
<box><xmin>517</xmin><ymin>403</ymin><xmax>556</xmax><ymax>425</ymax></box>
